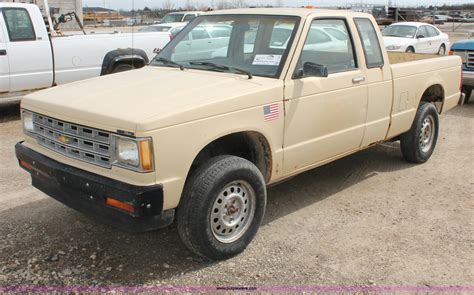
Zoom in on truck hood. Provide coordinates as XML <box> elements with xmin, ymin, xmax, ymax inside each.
<box><xmin>451</xmin><ymin>39</ymin><xmax>474</xmax><ymax>51</ymax></box>
<box><xmin>382</xmin><ymin>36</ymin><xmax>413</xmax><ymax>49</ymax></box>
<box><xmin>22</xmin><ymin>67</ymin><xmax>282</xmax><ymax>133</ymax></box>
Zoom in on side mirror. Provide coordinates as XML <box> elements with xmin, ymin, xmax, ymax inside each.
<box><xmin>416</xmin><ymin>35</ymin><xmax>424</xmax><ymax>39</ymax></box>
<box><xmin>295</xmin><ymin>62</ymin><xmax>328</xmax><ymax>78</ymax></box>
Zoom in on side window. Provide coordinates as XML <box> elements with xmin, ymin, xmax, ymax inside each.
<box><xmin>2</xmin><ymin>8</ymin><xmax>36</xmax><ymax>42</ymax></box>
<box><xmin>354</xmin><ymin>18</ymin><xmax>384</xmax><ymax>68</ymax></box>
<box><xmin>183</xmin><ymin>14</ymin><xmax>196</xmax><ymax>22</ymax></box>
<box><xmin>417</xmin><ymin>26</ymin><xmax>429</xmax><ymax>38</ymax></box>
<box><xmin>296</xmin><ymin>18</ymin><xmax>357</xmax><ymax>75</ymax></box>
<box><xmin>191</xmin><ymin>28</ymin><xmax>210</xmax><ymax>40</ymax></box>
<box><xmin>426</xmin><ymin>26</ymin><xmax>439</xmax><ymax>37</ymax></box>
<box><xmin>208</xmin><ymin>27</ymin><xmax>231</xmax><ymax>38</ymax></box>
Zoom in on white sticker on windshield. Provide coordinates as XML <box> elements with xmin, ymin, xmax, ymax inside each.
<box><xmin>253</xmin><ymin>55</ymin><xmax>282</xmax><ymax>66</ymax></box>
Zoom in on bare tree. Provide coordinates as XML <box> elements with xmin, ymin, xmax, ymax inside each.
<box><xmin>162</xmin><ymin>0</ymin><xmax>175</xmax><ymax>11</ymax></box>
<box><xmin>185</xmin><ymin>0</ymin><xmax>195</xmax><ymax>10</ymax></box>
<box><xmin>233</xmin><ymin>0</ymin><xmax>247</xmax><ymax>8</ymax></box>
<box><xmin>275</xmin><ymin>0</ymin><xmax>284</xmax><ymax>7</ymax></box>
<box><xmin>216</xmin><ymin>0</ymin><xmax>231</xmax><ymax>9</ymax></box>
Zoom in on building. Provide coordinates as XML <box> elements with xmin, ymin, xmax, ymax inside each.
<box><xmin>83</xmin><ymin>7</ymin><xmax>123</xmax><ymax>25</ymax></box>
<box><xmin>3</xmin><ymin>0</ymin><xmax>83</xmax><ymax>23</ymax></box>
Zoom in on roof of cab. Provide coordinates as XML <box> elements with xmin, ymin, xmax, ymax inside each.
<box><xmin>0</xmin><ymin>2</ymin><xmax>35</xmax><ymax>8</ymax></box>
<box><xmin>205</xmin><ymin>8</ymin><xmax>374</xmax><ymax>19</ymax></box>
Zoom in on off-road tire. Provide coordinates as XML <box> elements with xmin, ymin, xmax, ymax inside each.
<box><xmin>111</xmin><ymin>63</ymin><xmax>134</xmax><ymax>73</ymax></box>
<box><xmin>463</xmin><ymin>86</ymin><xmax>472</xmax><ymax>103</ymax></box>
<box><xmin>400</xmin><ymin>102</ymin><xmax>439</xmax><ymax>163</ymax></box>
<box><xmin>177</xmin><ymin>155</ymin><xmax>266</xmax><ymax>260</ymax></box>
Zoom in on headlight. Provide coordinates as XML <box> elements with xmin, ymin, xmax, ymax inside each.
<box><xmin>116</xmin><ymin>137</ymin><xmax>139</xmax><ymax>167</ymax></box>
<box><xmin>22</xmin><ymin>111</ymin><xmax>34</xmax><ymax>132</ymax></box>
<box><xmin>386</xmin><ymin>45</ymin><xmax>402</xmax><ymax>50</ymax></box>
<box><xmin>449</xmin><ymin>51</ymin><xmax>467</xmax><ymax>63</ymax></box>
<box><xmin>114</xmin><ymin>136</ymin><xmax>154</xmax><ymax>172</ymax></box>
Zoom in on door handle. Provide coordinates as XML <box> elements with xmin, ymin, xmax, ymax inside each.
<box><xmin>0</xmin><ymin>49</ymin><xmax>6</xmax><ymax>56</ymax></box>
<box><xmin>352</xmin><ymin>76</ymin><xmax>365</xmax><ymax>83</ymax></box>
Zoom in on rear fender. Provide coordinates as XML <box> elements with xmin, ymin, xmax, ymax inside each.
<box><xmin>101</xmin><ymin>48</ymin><xmax>149</xmax><ymax>75</ymax></box>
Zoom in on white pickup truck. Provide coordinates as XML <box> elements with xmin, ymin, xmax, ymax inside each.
<box><xmin>0</xmin><ymin>3</ymin><xmax>171</xmax><ymax>103</ymax></box>
<box><xmin>16</xmin><ymin>9</ymin><xmax>463</xmax><ymax>260</ymax></box>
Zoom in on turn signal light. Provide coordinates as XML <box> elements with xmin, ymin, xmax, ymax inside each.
<box><xmin>139</xmin><ymin>140</ymin><xmax>153</xmax><ymax>171</ymax></box>
<box><xmin>106</xmin><ymin>197</ymin><xmax>135</xmax><ymax>213</ymax></box>
<box><xmin>20</xmin><ymin>160</ymin><xmax>33</xmax><ymax>171</ymax></box>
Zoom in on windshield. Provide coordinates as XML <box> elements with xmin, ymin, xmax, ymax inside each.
<box><xmin>152</xmin><ymin>15</ymin><xmax>300</xmax><ymax>78</ymax></box>
<box><xmin>139</xmin><ymin>25</ymin><xmax>171</xmax><ymax>32</ymax></box>
<box><xmin>382</xmin><ymin>25</ymin><xmax>417</xmax><ymax>38</ymax></box>
<box><xmin>161</xmin><ymin>14</ymin><xmax>184</xmax><ymax>23</ymax></box>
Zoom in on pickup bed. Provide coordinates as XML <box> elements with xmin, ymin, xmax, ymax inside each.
<box><xmin>0</xmin><ymin>3</ymin><xmax>171</xmax><ymax>103</ymax></box>
<box><xmin>16</xmin><ymin>8</ymin><xmax>463</xmax><ymax>260</ymax></box>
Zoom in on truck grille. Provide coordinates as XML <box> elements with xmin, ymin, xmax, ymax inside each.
<box><xmin>467</xmin><ymin>53</ymin><xmax>474</xmax><ymax>69</ymax></box>
<box><xmin>31</xmin><ymin>113</ymin><xmax>113</xmax><ymax>168</ymax></box>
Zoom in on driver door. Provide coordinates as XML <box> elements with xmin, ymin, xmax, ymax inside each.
<box><xmin>283</xmin><ymin>17</ymin><xmax>368</xmax><ymax>175</ymax></box>
<box><xmin>0</xmin><ymin>18</ymin><xmax>9</xmax><ymax>93</ymax></box>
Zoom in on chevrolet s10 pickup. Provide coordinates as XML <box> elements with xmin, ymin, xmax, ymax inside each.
<box><xmin>16</xmin><ymin>9</ymin><xmax>463</xmax><ymax>260</ymax></box>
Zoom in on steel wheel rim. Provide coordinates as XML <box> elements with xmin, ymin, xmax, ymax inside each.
<box><xmin>419</xmin><ymin>115</ymin><xmax>435</xmax><ymax>153</ymax></box>
<box><xmin>439</xmin><ymin>46</ymin><xmax>445</xmax><ymax>55</ymax></box>
<box><xmin>210</xmin><ymin>180</ymin><xmax>256</xmax><ymax>244</ymax></box>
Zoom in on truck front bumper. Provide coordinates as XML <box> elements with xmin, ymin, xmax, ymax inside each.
<box><xmin>463</xmin><ymin>70</ymin><xmax>474</xmax><ymax>87</ymax></box>
<box><xmin>15</xmin><ymin>142</ymin><xmax>174</xmax><ymax>233</ymax></box>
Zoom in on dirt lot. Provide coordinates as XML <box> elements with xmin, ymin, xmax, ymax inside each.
<box><xmin>0</xmin><ymin>99</ymin><xmax>472</xmax><ymax>289</ymax></box>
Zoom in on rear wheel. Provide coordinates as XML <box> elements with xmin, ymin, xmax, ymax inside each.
<box><xmin>463</xmin><ymin>86</ymin><xmax>472</xmax><ymax>103</ymax></box>
<box><xmin>400</xmin><ymin>102</ymin><xmax>439</xmax><ymax>163</ymax></box>
<box><xmin>406</xmin><ymin>46</ymin><xmax>415</xmax><ymax>53</ymax></box>
<box><xmin>177</xmin><ymin>155</ymin><xmax>266</xmax><ymax>260</ymax></box>
<box><xmin>438</xmin><ymin>44</ymin><xmax>446</xmax><ymax>55</ymax></box>
<box><xmin>111</xmin><ymin>63</ymin><xmax>134</xmax><ymax>73</ymax></box>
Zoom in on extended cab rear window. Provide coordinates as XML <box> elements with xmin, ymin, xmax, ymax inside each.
<box><xmin>2</xmin><ymin>8</ymin><xmax>36</xmax><ymax>42</ymax></box>
<box><xmin>354</xmin><ymin>18</ymin><xmax>384</xmax><ymax>68</ymax></box>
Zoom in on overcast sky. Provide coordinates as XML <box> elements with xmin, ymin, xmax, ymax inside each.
<box><xmin>82</xmin><ymin>0</ymin><xmax>472</xmax><ymax>10</ymax></box>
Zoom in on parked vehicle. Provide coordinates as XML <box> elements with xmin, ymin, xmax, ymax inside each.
<box><xmin>0</xmin><ymin>3</ymin><xmax>171</xmax><ymax>103</ymax></box>
<box><xmin>382</xmin><ymin>22</ymin><xmax>449</xmax><ymax>55</ymax></box>
<box><xmin>139</xmin><ymin>22</ymin><xmax>186</xmax><ymax>39</ymax></box>
<box><xmin>450</xmin><ymin>39</ymin><xmax>474</xmax><ymax>102</ymax></box>
<box><xmin>421</xmin><ymin>15</ymin><xmax>447</xmax><ymax>25</ymax></box>
<box><xmin>160</xmin><ymin>11</ymin><xmax>203</xmax><ymax>24</ymax></box>
<box><xmin>16</xmin><ymin>9</ymin><xmax>463</xmax><ymax>260</ymax></box>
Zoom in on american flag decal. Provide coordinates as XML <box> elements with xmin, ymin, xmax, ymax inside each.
<box><xmin>263</xmin><ymin>103</ymin><xmax>279</xmax><ymax>122</ymax></box>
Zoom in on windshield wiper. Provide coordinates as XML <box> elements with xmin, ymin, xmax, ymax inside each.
<box><xmin>154</xmin><ymin>57</ymin><xmax>185</xmax><ymax>70</ymax></box>
<box><xmin>189</xmin><ymin>61</ymin><xmax>253</xmax><ymax>79</ymax></box>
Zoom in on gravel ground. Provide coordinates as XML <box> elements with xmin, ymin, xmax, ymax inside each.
<box><xmin>0</xmin><ymin>99</ymin><xmax>472</xmax><ymax>290</ymax></box>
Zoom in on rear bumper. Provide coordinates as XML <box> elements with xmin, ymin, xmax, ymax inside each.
<box><xmin>15</xmin><ymin>142</ymin><xmax>174</xmax><ymax>233</ymax></box>
<box><xmin>462</xmin><ymin>70</ymin><xmax>474</xmax><ymax>87</ymax></box>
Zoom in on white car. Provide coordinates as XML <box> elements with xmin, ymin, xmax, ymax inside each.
<box><xmin>160</xmin><ymin>11</ymin><xmax>204</xmax><ymax>24</ymax></box>
<box><xmin>139</xmin><ymin>22</ymin><xmax>186</xmax><ymax>38</ymax></box>
<box><xmin>382</xmin><ymin>22</ymin><xmax>450</xmax><ymax>55</ymax></box>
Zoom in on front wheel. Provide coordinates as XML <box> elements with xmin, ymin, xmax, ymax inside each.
<box><xmin>177</xmin><ymin>155</ymin><xmax>266</xmax><ymax>260</ymax></box>
<box><xmin>463</xmin><ymin>86</ymin><xmax>472</xmax><ymax>103</ymax></box>
<box><xmin>438</xmin><ymin>44</ymin><xmax>446</xmax><ymax>55</ymax></box>
<box><xmin>400</xmin><ymin>102</ymin><xmax>439</xmax><ymax>163</ymax></box>
<box><xmin>406</xmin><ymin>46</ymin><xmax>415</xmax><ymax>53</ymax></box>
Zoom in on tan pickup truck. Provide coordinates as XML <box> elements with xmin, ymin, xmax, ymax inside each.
<box><xmin>16</xmin><ymin>9</ymin><xmax>463</xmax><ymax>260</ymax></box>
